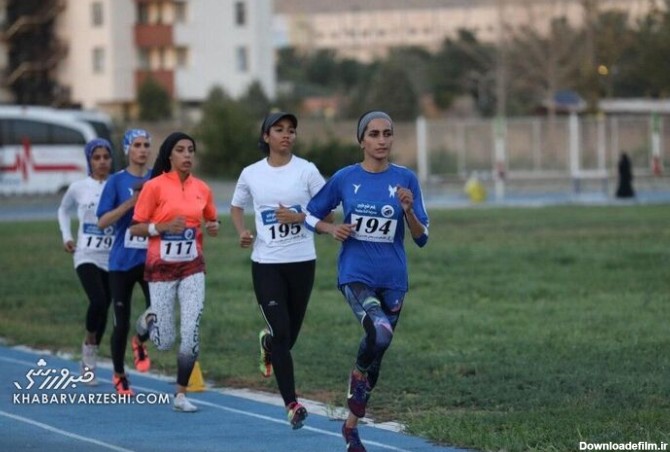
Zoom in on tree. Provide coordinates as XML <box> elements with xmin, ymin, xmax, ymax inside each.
<box><xmin>193</xmin><ymin>86</ymin><xmax>258</xmax><ymax>178</ymax></box>
<box><xmin>348</xmin><ymin>61</ymin><xmax>419</xmax><ymax>121</ymax></box>
<box><xmin>387</xmin><ymin>46</ymin><xmax>433</xmax><ymax>98</ymax></box>
<box><xmin>506</xmin><ymin>17</ymin><xmax>584</xmax><ymax>115</ymax></box>
<box><xmin>627</xmin><ymin>2</ymin><xmax>670</xmax><ymax>97</ymax></box>
<box><xmin>305</xmin><ymin>49</ymin><xmax>339</xmax><ymax>88</ymax></box>
<box><xmin>137</xmin><ymin>77</ymin><xmax>172</xmax><ymax>121</ymax></box>
<box><xmin>239</xmin><ymin>80</ymin><xmax>271</xmax><ymax>118</ymax></box>
<box><xmin>429</xmin><ymin>29</ymin><xmax>496</xmax><ymax>115</ymax></box>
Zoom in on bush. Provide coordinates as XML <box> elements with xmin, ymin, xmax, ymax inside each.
<box><xmin>137</xmin><ymin>78</ymin><xmax>172</xmax><ymax>121</ymax></box>
<box><xmin>298</xmin><ymin>138</ymin><xmax>360</xmax><ymax>177</ymax></box>
<box><xmin>193</xmin><ymin>86</ymin><xmax>258</xmax><ymax>178</ymax></box>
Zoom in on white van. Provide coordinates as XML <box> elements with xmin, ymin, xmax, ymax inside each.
<box><xmin>0</xmin><ymin>106</ymin><xmax>108</xmax><ymax>195</ymax></box>
<box><xmin>20</xmin><ymin>107</ymin><xmax>114</xmax><ymax>142</ymax></box>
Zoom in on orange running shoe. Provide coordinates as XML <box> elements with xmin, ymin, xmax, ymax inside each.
<box><xmin>132</xmin><ymin>335</ymin><xmax>151</xmax><ymax>372</ymax></box>
<box><xmin>113</xmin><ymin>374</ymin><xmax>135</xmax><ymax>396</ymax></box>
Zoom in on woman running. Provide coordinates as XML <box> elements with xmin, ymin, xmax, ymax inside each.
<box><xmin>131</xmin><ymin>132</ymin><xmax>219</xmax><ymax>413</ymax></box>
<box><xmin>305</xmin><ymin>111</ymin><xmax>430</xmax><ymax>452</ymax></box>
<box><xmin>230</xmin><ymin>112</ymin><xmax>329</xmax><ymax>429</ymax></box>
<box><xmin>57</xmin><ymin>138</ymin><xmax>114</xmax><ymax>385</ymax></box>
<box><xmin>97</xmin><ymin>129</ymin><xmax>153</xmax><ymax>396</ymax></box>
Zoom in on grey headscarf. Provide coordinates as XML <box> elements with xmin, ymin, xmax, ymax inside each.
<box><xmin>356</xmin><ymin>111</ymin><xmax>393</xmax><ymax>143</ymax></box>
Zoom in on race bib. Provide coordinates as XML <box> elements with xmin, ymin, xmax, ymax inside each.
<box><xmin>124</xmin><ymin>228</ymin><xmax>148</xmax><ymax>249</ymax></box>
<box><xmin>350</xmin><ymin>202</ymin><xmax>398</xmax><ymax>243</ymax></box>
<box><xmin>160</xmin><ymin>227</ymin><xmax>197</xmax><ymax>262</ymax></box>
<box><xmin>259</xmin><ymin>205</ymin><xmax>308</xmax><ymax>248</ymax></box>
<box><xmin>81</xmin><ymin>223</ymin><xmax>115</xmax><ymax>250</ymax></box>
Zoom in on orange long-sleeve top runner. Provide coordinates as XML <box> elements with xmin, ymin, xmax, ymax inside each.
<box><xmin>133</xmin><ymin>171</ymin><xmax>217</xmax><ymax>282</ymax></box>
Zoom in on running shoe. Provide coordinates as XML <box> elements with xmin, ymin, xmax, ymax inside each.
<box><xmin>136</xmin><ymin>307</ymin><xmax>156</xmax><ymax>337</ymax></box>
<box><xmin>173</xmin><ymin>393</ymin><xmax>198</xmax><ymax>412</ymax></box>
<box><xmin>80</xmin><ymin>343</ymin><xmax>98</xmax><ymax>386</ymax></box>
<box><xmin>347</xmin><ymin>369</ymin><xmax>369</xmax><ymax>418</ymax></box>
<box><xmin>113</xmin><ymin>374</ymin><xmax>135</xmax><ymax>396</ymax></box>
<box><xmin>258</xmin><ymin>329</ymin><xmax>272</xmax><ymax>378</ymax></box>
<box><xmin>131</xmin><ymin>335</ymin><xmax>151</xmax><ymax>372</ymax></box>
<box><xmin>341</xmin><ymin>422</ymin><xmax>367</xmax><ymax>452</ymax></box>
<box><xmin>287</xmin><ymin>401</ymin><xmax>308</xmax><ymax>430</ymax></box>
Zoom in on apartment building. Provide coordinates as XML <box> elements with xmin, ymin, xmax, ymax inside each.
<box><xmin>275</xmin><ymin>0</ymin><xmax>659</xmax><ymax>62</ymax></box>
<box><xmin>0</xmin><ymin>0</ymin><xmax>275</xmax><ymax>118</ymax></box>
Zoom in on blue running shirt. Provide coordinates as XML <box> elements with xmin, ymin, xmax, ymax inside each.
<box><xmin>306</xmin><ymin>163</ymin><xmax>429</xmax><ymax>291</ymax></box>
<box><xmin>97</xmin><ymin>169</ymin><xmax>152</xmax><ymax>271</ymax></box>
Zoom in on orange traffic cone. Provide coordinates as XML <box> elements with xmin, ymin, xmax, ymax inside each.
<box><xmin>187</xmin><ymin>361</ymin><xmax>206</xmax><ymax>392</ymax></box>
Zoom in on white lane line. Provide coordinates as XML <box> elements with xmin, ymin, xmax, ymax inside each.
<box><xmin>0</xmin><ymin>410</ymin><xmax>134</xmax><ymax>452</ymax></box>
<box><xmin>1</xmin><ymin>351</ymin><xmax>413</xmax><ymax>451</ymax></box>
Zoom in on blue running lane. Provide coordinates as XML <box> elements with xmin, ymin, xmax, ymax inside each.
<box><xmin>0</xmin><ymin>345</ymin><xmax>464</xmax><ymax>452</ymax></box>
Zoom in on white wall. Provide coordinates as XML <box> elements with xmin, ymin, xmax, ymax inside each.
<box><xmin>57</xmin><ymin>0</ymin><xmax>135</xmax><ymax>108</ymax></box>
<box><xmin>57</xmin><ymin>0</ymin><xmax>275</xmax><ymax>110</ymax></box>
<box><xmin>174</xmin><ymin>0</ymin><xmax>275</xmax><ymax>101</ymax></box>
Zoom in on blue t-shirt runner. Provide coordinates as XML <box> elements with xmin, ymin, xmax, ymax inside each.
<box><xmin>97</xmin><ymin>169</ymin><xmax>152</xmax><ymax>271</ymax></box>
<box><xmin>305</xmin><ymin>110</ymin><xmax>430</xmax><ymax>452</ymax></box>
<box><xmin>306</xmin><ymin>162</ymin><xmax>429</xmax><ymax>291</ymax></box>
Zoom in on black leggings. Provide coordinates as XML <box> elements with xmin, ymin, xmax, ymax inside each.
<box><xmin>75</xmin><ymin>263</ymin><xmax>112</xmax><ymax>345</ymax></box>
<box><xmin>252</xmin><ymin>260</ymin><xmax>315</xmax><ymax>406</ymax></box>
<box><xmin>109</xmin><ymin>265</ymin><xmax>151</xmax><ymax>374</ymax></box>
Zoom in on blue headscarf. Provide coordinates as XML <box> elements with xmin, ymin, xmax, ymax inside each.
<box><xmin>122</xmin><ymin>128</ymin><xmax>151</xmax><ymax>155</ymax></box>
<box><xmin>84</xmin><ymin>138</ymin><xmax>113</xmax><ymax>175</ymax></box>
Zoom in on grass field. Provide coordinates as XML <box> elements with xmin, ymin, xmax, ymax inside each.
<box><xmin>1</xmin><ymin>205</ymin><xmax>669</xmax><ymax>451</ymax></box>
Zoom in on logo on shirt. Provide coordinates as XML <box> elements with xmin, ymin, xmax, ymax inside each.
<box><xmin>388</xmin><ymin>185</ymin><xmax>397</xmax><ymax>198</ymax></box>
<box><xmin>353</xmin><ymin>183</ymin><xmax>361</xmax><ymax>194</ymax></box>
<box><xmin>381</xmin><ymin>205</ymin><xmax>395</xmax><ymax>218</ymax></box>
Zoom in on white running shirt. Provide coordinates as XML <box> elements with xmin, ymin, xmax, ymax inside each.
<box><xmin>58</xmin><ymin>177</ymin><xmax>115</xmax><ymax>270</ymax></box>
<box><xmin>231</xmin><ymin>155</ymin><xmax>326</xmax><ymax>264</ymax></box>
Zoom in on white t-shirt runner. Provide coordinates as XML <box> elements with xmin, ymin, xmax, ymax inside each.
<box><xmin>231</xmin><ymin>155</ymin><xmax>326</xmax><ymax>264</ymax></box>
<box><xmin>57</xmin><ymin>176</ymin><xmax>115</xmax><ymax>270</ymax></box>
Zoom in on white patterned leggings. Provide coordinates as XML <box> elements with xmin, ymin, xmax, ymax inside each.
<box><xmin>148</xmin><ymin>272</ymin><xmax>204</xmax><ymax>387</ymax></box>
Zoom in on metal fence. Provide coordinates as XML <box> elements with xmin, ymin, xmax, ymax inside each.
<box><xmin>421</xmin><ymin>114</ymin><xmax>667</xmax><ymax>181</ymax></box>
<box><xmin>295</xmin><ymin>114</ymin><xmax>668</xmax><ymax>197</ymax></box>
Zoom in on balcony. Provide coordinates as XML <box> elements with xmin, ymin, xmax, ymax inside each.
<box><xmin>135</xmin><ymin>70</ymin><xmax>174</xmax><ymax>97</ymax></box>
<box><xmin>1</xmin><ymin>0</ymin><xmax>66</xmax><ymax>41</ymax></box>
<box><xmin>4</xmin><ymin>41</ymin><xmax>68</xmax><ymax>86</ymax></box>
<box><xmin>134</xmin><ymin>24</ymin><xmax>173</xmax><ymax>48</ymax></box>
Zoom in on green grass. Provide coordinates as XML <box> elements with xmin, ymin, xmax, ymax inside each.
<box><xmin>1</xmin><ymin>205</ymin><xmax>669</xmax><ymax>451</ymax></box>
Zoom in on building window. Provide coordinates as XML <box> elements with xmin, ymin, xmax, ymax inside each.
<box><xmin>92</xmin><ymin>47</ymin><xmax>105</xmax><ymax>73</ymax></box>
<box><xmin>91</xmin><ymin>2</ymin><xmax>103</xmax><ymax>26</ymax></box>
<box><xmin>137</xmin><ymin>3</ymin><xmax>149</xmax><ymax>24</ymax></box>
<box><xmin>175</xmin><ymin>1</ymin><xmax>187</xmax><ymax>23</ymax></box>
<box><xmin>235</xmin><ymin>1</ymin><xmax>246</xmax><ymax>26</ymax></box>
<box><xmin>176</xmin><ymin>47</ymin><xmax>189</xmax><ymax>68</ymax></box>
<box><xmin>138</xmin><ymin>49</ymin><xmax>150</xmax><ymax>70</ymax></box>
<box><xmin>158</xmin><ymin>48</ymin><xmax>166</xmax><ymax>69</ymax></box>
<box><xmin>236</xmin><ymin>46</ymin><xmax>248</xmax><ymax>72</ymax></box>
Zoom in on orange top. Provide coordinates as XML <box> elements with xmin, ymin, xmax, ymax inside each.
<box><xmin>133</xmin><ymin>171</ymin><xmax>217</xmax><ymax>282</ymax></box>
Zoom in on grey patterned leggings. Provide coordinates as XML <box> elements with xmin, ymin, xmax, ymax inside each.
<box><xmin>148</xmin><ymin>272</ymin><xmax>204</xmax><ymax>387</ymax></box>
